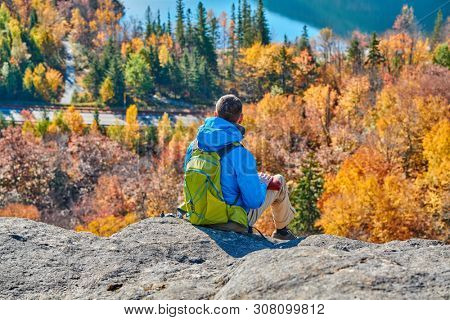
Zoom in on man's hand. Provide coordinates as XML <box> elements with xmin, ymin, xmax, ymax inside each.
<box><xmin>258</xmin><ymin>173</ymin><xmax>272</xmax><ymax>186</ymax></box>
<box><xmin>268</xmin><ymin>175</ymin><xmax>282</xmax><ymax>191</ymax></box>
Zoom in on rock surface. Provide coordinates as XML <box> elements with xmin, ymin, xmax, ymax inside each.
<box><xmin>0</xmin><ymin>218</ymin><xmax>448</xmax><ymax>299</ymax></box>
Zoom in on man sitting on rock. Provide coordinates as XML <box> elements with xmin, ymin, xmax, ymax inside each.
<box><xmin>181</xmin><ymin>94</ymin><xmax>297</xmax><ymax>240</ymax></box>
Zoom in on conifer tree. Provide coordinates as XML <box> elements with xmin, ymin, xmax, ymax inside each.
<box><xmin>125</xmin><ymin>53</ymin><xmax>154</xmax><ymax>101</ymax></box>
<box><xmin>297</xmin><ymin>25</ymin><xmax>312</xmax><ymax>53</ymax></box>
<box><xmin>93</xmin><ymin>108</ymin><xmax>100</xmax><ymax>128</ymax></box>
<box><xmin>156</xmin><ymin>10</ymin><xmax>162</xmax><ymax>36</ymax></box>
<box><xmin>0</xmin><ymin>113</ymin><xmax>8</xmax><ymax>132</ymax></box>
<box><xmin>175</xmin><ymin>0</ymin><xmax>185</xmax><ymax>47</ymax></box>
<box><xmin>255</xmin><ymin>0</ymin><xmax>269</xmax><ymax>45</ymax></box>
<box><xmin>237</xmin><ymin>0</ymin><xmax>243</xmax><ymax>47</ymax></box>
<box><xmin>433</xmin><ymin>43</ymin><xmax>450</xmax><ymax>69</ymax></box>
<box><xmin>147</xmin><ymin>45</ymin><xmax>162</xmax><ymax>87</ymax></box>
<box><xmin>228</xmin><ymin>3</ymin><xmax>237</xmax><ymax>77</ymax></box>
<box><xmin>167</xmin><ymin>12</ymin><xmax>172</xmax><ymax>35</ymax></box>
<box><xmin>366</xmin><ymin>33</ymin><xmax>384</xmax><ymax>67</ymax></box>
<box><xmin>145</xmin><ymin>6</ymin><xmax>153</xmax><ymax>37</ymax></box>
<box><xmin>366</xmin><ymin>33</ymin><xmax>384</xmax><ymax>104</ymax></box>
<box><xmin>185</xmin><ymin>8</ymin><xmax>193</xmax><ymax>49</ymax></box>
<box><xmin>276</xmin><ymin>40</ymin><xmax>294</xmax><ymax>94</ymax></box>
<box><xmin>195</xmin><ymin>2</ymin><xmax>218</xmax><ymax>72</ymax></box>
<box><xmin>106</xmin><ymin>55</ymin><xmax>125</xmax><ymax>108</ymax></box>
<box><xmin>242</xmin><ymin>0</ymin><xmax>253</xmax><ymax>47</ymax></box>
<box><xmin>431</xmin><ymin>9</ymin><xmax>443</xmax><ymax>50</ymax></box>
<box><xmin>167</xmin><ymin>55</ymin><xmax>184</xmax><ymax>97</ymax></box>
<box><xmin>208</xmin><ymin>11</ymin><xmax>219</xmax><ymax>48</ymax></box>
<box><xmin>347</xmin><ymin>37</ymin><xmax>363</xmax><ymax>74</ymax></box>
<box><xmin>29</xmin><ymin>8</ymin><xmax>38</xmax><ymax>29</ymax></box>
<box><xmin>289</xmin><ymin>153</ymin><xmax>324</xmax><ymax>234</ymax></box>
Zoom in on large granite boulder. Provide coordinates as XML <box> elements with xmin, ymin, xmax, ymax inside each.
<box><xmin>0</xmin><ymin>218</ymin><xmax>448</xmax><ymax>299</ymax></box>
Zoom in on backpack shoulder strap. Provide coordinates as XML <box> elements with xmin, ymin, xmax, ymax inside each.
<box><xmin>191</xmin><ymin>139</ymin><xmax>199</xmax><ymax>151</ymax></box>
<box><xmin>217</xmin><ymin>142</ymin><xmax>242</xmax><ymax>158</ymax></box>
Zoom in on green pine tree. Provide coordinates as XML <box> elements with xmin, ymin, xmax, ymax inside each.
<box><xmin>125</xmin><ymin>53</ymin><xmax>154</xmax><ymax>101</ymax></box>
<box><xmin>255</xmin><ymin>0</ymin><xmax>270</xmax><ymax>45</ymax></box>
<box><xmin>289</xmin><ymin>153</ymin><xmax>324</xmax><ymax>234</ymax></box>
<box><xmin>93</xmin><ymin>108</ymin><xmax>100</xmax><ymax>127</ymax></box>
<box><xmin>146</xmin><ymin>45</ymin><xmax>162</xmax><ymax>87</ymax></box>
<box><xmin>208</xmin><ymin>13</ymin><xmax>219</xmax><ymax>48</ymax></box>
<box><xmin>347</xmin><ymin>37</ymin><xmax>363</xmax><ymax>74</ymax></box>
<box><xmin>237</xmin><ymin>0</ymin><xmax>243</xmax><ymax>47</ymax></box>
<box><xmin>156</xmin><ymin>10</ymin><xmax>162</xmax><ymax>36</ymax></box>
<box><xmin>106</xmin><ymin>55</ymin><xmax>125</xmax><ymax>108</ymax></box>
<box><xmin>430</xmin><ymin>9</ymin><xmax>443</xmax><ymax>50</ymax></box>
<box><xmin>242</xmin><ymin>0</ymin><xmax>254</xmax><ymax>47</ymax></box>
<box><xmin>276</xmin><ymin>42</ymin><xmax>294</xmax><ymax>94</ymax></box>
<box><xmin>0</xmin><ymin>112</ymin><xmax>8</xmax><ymax>132</ymax></box>
<box><xmin>185</xmin><ymin>8</ymin><xmax>194</xmax><ymax>49</ymax></box>
<box><xmin>167</xmin><ymin>55</ymin><xmax>184</xmax><ymax>97</ymax></box>
<box><xmin>29</xmin><ymin>8</ymin><xmax>38</xmax><ymax>29</ymax></box>
<box><xmin>433</xmin><ymin>43</ymin><xmax>450</xmax><ymax>69</ymax></box>
<box><xmin>366</xmin><ymin>33</ymin><xmax>384</xmax><ymax>67</ymax></box>
<box><xmin>145</xmin><ymin>6</ymin><xmax>153</xmax><ymax>37</ymax></box>
<box><xmin>228</xmin><ymin>3</ymin><xmax>237</xmax><ymax>78</ymax></box>
<box><xmin>167</xmin><ymin>12</ymin><xmax>172</xmax><ymax>35</ymax></box>
<box><xmin>175</xmin><ymin>0</ymin><xmax>185</xmax><ymax>47</ymax></box>
<box><xmin>297</xmin><ymin>25</ymin><xmax>312</xmax><ymax>53</ymax></box>
<box><xmin>194</xmin><ymin>2</ymin><xmax>218</xmax><ymax>72</ymax></box>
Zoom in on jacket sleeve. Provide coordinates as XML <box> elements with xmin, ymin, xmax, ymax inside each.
<box><xmin>232</xmin><ymin>147</ymin><xmax>267</xmax><ymax>209</ymax></box>
<box><xmin>184</xmin><ymin>141</ymin><xmax>194</xmax><ymax>172</ymax></box>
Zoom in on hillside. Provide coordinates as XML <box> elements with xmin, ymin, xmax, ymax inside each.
<box><xmin>1</xmin><ymin>217</ymin><xmax>448</xmax><ymax>300</ymax></box>
<box><xmin>264</xmin><ymin>0</ymin><xmax>446</xmax><ymax>35</ymax></box>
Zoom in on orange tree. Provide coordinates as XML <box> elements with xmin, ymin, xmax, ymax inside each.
<box><xmin>317</xmin><ymin>146</ymin><xmax>434</xmax><ymax>243</ymax></box>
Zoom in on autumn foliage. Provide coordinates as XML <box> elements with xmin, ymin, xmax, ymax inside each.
<box><xmin>0</xmin><ymin>2</ymin><xmax>448</xmax><ymax>243</ymax></box>
<box><xmin>317</xmin><ymin>147</ymin><xmax>434</xmax><ymax>243</ymax></box>
<box><xmin>0</xmin><ymin>203</ymin><xmax>40</xmax><ymax>221</ymax></box>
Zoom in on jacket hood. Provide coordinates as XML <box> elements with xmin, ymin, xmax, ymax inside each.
<box><xmin>196</xmin><ymin>117</ymin><xmax>243</xmax><ymax>152</ymax></box>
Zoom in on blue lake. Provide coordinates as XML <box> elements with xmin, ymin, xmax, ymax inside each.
<box><xmin>123</xmin><ymin>0</ymin><xmax>448</xmax><ymax>41</ymax></box>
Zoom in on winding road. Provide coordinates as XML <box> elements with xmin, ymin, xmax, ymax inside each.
<box><xmin>60</xmin><ymin>40</ymin><xmax>81</xmax><ymax>104</ymax></box>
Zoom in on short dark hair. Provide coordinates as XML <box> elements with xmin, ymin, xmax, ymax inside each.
<box><xmin>215</xmin><ymin>94</ymin><xmax>242</xmax><ymax>123</ymax></box>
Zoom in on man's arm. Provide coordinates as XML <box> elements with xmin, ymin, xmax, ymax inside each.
<box><xmin>232</xmin><ymin>148</ymin><xmax>267</xmax><ymax>209</ymax></box>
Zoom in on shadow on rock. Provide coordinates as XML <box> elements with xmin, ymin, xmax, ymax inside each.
<box><xmin>195</xmin><ymin>225</ymin><xmax>304</xmax><ymax>258</ymax></box>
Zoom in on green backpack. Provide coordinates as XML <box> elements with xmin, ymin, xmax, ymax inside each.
<box><xmin>179</xmin><ymin>141</ymin><xmax>248</xmax><ymax>227</ymax></box>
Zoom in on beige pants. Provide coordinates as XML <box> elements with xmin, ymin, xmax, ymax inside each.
<box><xmin>247</xmin><ymin>175</ymin><xmax>296</xmax><ymax>229</ymax></box>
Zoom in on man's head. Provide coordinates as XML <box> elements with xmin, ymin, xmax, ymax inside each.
<box><xmin>215</xmin><ymin>94</ymin><xmax>243</xmax><ymax>124</ymax></box>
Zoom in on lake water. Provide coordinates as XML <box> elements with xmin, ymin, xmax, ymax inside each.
<box><xmin>123</xmin><ymin>0</ymin><xmax>447</xmax><ymax>41</ymax></box>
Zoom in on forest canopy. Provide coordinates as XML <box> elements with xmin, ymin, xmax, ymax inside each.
<box><xmin>0</xmin><ymin>0</ymin><xmax>449</xmax><ymax>243</ymax></box>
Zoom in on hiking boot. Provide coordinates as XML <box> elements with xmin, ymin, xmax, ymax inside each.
<box><xmin>272</xmin><ymin>227</ymin><xmax>297</xmax><ymax>241</ymax></box>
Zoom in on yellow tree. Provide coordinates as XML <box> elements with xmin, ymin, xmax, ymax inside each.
<box><xmin>239</xmin><ymin>43</ymin><xmax>296</xmax><ymax>98</ymax></box>
<box><xmin>100</xmin><ymin>77</ymin><xmax>114</xmax><ymax>104</ymax></box>
<box><xmin>124</xmin><ymin>104</ymin><xmax>140</xmax><ymax>150</ymax></box>
<box><xmin>0</xmin><ymin>203</ymin><xmax>40</xmax><ymax>221</ymax></box>
<box><xmin>157</xmin><ymin>113</ymin><xmax>173</xmax><ymax>149</ymax></box>
<box><xmin>303</xmin><ymin>84</ymin><xmax>338</xmax><ymax>146</ymax></box>
<box><xmin>242</xmin><ymin>94</ymin><xmax>305</xmax><ymax>176</ymax></box>
<box><xmin>92</xmin><ymin>0</ymin><xmax>122</xmax><ymax>47</ymax></box>
<box><xmin>317</xmin><ymin>146</ymin><xmax>434</xmax><ymax>243</ymax></box>
<box><xmin>24</xmin><ymin>63</ymin><xmax>63</xmax><ymax>101</ymax></box>
<box><xmin>159</xmin><ymin>119</ymin><xmax>190</xmax><ymax>172</ymax></box>
<box><xmin>416</xmin><ymin>120</ymin><xmax>450</xmax><ymax>240</ymax></box>
<box><xmin>45</xmin><ymin>67</ymin><xmax>63</xmax><ymax>97</ymax></box>
<box><xmin>332</xmin><ymin>76</ymin><xmax>370</xmax><ymax>152</ymax></box>
<box><xmin>63</xmin><ymin>106</ymin><xmax>85</xmax><ymax>135</ymax></box>
<box><xmin>12</xmin><ymin>0</ymin><xmax>31</xmax><ymax>25</ymax></box>
<box><xmin>70</xmin><ymin>8</ymin><xmax>88</xmax><ymax>44</ymax></box>
<box><xmin>371</xmin><ymin>76</ymin><xmax>449</xmax><ymax>177</ymax></box>
<box><xmin>76</xmin><ymin>213</ymin><xmax>138</xmax><ymax>237</ymax></box>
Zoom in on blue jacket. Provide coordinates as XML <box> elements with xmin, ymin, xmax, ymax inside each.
<box><xmin>184</xmin><ymin>117</ymin><xmax>266</xmax><ymax>211</ymax></box>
